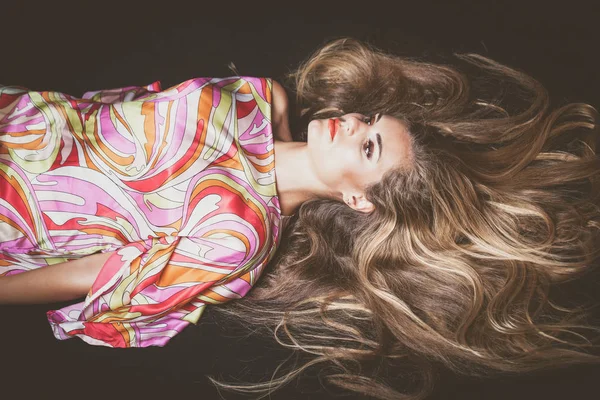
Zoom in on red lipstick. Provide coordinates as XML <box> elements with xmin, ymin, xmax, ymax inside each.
<box><xmin>329</xmin><ymin>118</ymin><xmax>338</xmax><ymax>140</ymax></box>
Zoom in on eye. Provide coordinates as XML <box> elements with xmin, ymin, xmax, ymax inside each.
<box><xmin>362</xmin><ymin>114</ymin><xmax>377</xmax><ymax>126</ymax></box>
<box><xmin>362</xmin><ymin>113</ymin><xmax>380</xmax><ymax>126</ymax></box>
<box><xmin>363</xmin><ymin>138</ymin><xmax>374</xmax><ymax>159</ymax></box>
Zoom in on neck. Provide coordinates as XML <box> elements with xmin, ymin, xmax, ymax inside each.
<box><xmin>273</xmin><ymin>140</ymin><xmax>333</xmax><ymax>216</ymax></box>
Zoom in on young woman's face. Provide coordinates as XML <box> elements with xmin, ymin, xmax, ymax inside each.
<box><xmin>307</xmin><ymin>113</ymin><xmax>413</xmax><ymax>198</ymax></box>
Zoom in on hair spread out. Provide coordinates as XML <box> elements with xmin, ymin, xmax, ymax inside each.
<box><xmin>210</xmin><ymin>38</ymin><xmax>600</xmax><ymax>399</ymax></box>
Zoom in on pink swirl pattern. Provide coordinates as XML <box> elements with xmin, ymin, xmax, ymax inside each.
<box><xmin>0</xmin><ymin>77</ymin><xmax>282</xmax><ymax>347</ymax></box>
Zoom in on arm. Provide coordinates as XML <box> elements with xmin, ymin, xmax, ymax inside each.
<box><xmin>82</xmin><ymin>81</ymin><xmax>162</xmax><ymax>102</ymax></box>
<box><xmin>0</xmin><ymin>251</ymin><xmax>113</xmax><ymax>304</ymax></box>
<box><xmin>47</xmin><ymin>235</ymin><xmax>271</xmax><ymax>347</ymax></box>
<box><xmin>271</xmin><ymin>80</ymin><xmax>293</xmax><ymax>142</ymax></box>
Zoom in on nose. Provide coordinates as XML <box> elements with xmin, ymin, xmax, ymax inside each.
<box><xmin>342</xmin><ymin>114</ymin><xmax>364</xmax><ymax>137</ymax></box>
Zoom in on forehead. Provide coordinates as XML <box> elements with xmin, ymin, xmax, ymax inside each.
<box><xmin>377</xmin><ymin>115</ymin><xmax>413</xmax><ymax>174</ymax></box>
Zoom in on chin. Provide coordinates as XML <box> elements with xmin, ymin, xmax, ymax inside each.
<box><xmin>306</xmin><ymin>119</ymin><xmax>317</xmax><ymax>144</ymax></box>
<box><xmin>307</xmin><ymin>119</ymin><xmax>325</xmax><ymax>143</ymax></box>
<box><xmin>306</xmin><ymin>120</ymin><xmax>325</xmax><ymax>161</ymax></box>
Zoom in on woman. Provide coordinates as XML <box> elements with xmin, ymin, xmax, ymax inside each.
<box><xmin>1</xmin><ymin>38</ymin><xmax>599</xmax><ymax>398</ymax></box>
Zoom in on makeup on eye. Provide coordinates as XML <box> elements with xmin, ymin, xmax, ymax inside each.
<box><xmin>363</xmin><ymin>113</ymin><xmax>383</xmax><ymax>162</ymax></box>
<box><xmin>362</xmin><ymin>113</ymin><xmax>381</xmax><ymax>125</ymax></box>
<box><xmin>363</xmin><ymin>138</ymin><xmax>375</xmax><ymax>159</ymax></box>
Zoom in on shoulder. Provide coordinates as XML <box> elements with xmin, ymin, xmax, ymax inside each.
<box><xmin>270</xmin><ymin>80</ymin><xmax>293</xmax><ymax>142</ymax></box>
<box><xmin>271</xmin><ymin>79</ymin><xmax>288</xmax><ymax>98</ymax></box>
<box><xmin>271</xmin><ymin>80</ymin><xmax>289</xmax><ymax>110</ymax></box>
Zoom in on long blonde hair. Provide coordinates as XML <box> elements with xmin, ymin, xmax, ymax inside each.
<box><xmin>211</xmin><ymin>38</ymin><xmax>600</xmax><ymax>399</ymax></box>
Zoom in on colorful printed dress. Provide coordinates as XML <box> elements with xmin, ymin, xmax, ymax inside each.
<box><xmin>0</xmin><ymin>77</ymin><xmax>282</xmax><ymax>347</ymax></box>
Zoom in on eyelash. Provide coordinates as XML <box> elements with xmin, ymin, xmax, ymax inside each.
<box><xmin>362</xmin><ymin>114</ymin><xmax>377</xmax><ymax>159</ymax></box>
<box><xmin>363</xmin><ymin>138</ymin><xmax>374</xmax><ymax>159</ymax></box>
<box><xmin>363</xmin><ymin>114</ymin><xmax>376</xmax><ymax>126</ymax></box>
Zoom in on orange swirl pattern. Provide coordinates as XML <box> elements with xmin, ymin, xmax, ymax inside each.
<box><xmin>0</xmin><ymin>77</ymin><xmax>282</xmax><ymax>347</ymax></box>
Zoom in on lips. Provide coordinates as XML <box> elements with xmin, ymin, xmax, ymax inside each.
<box><xmin>329</xmin><ymin>118</ymin><xmax>338</xmax><ymax>140</ymax></box>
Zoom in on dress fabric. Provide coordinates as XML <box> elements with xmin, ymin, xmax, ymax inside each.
<box><xmin>0</xmin><ymin>77</ymin><xmax>282</xmax><ymax>347</ymax></box>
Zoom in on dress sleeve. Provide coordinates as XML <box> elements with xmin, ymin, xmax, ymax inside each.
<box><xmin>81</xmin><ymin>81</ymin><xmax>163</xmax><ymax>103</ymax></box>
<box><xmin>46</xmin><ymin>233</ymin><xmax>269</xmax><ymax>348</ymax></box>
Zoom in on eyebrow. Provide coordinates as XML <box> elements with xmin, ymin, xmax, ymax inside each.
<box><xmin>375</xmin><ymin>113</ymin><xmax>383</xmax><ymax>163</ymax></box>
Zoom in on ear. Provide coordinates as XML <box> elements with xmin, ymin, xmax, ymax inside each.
<box><xmin>344</xmin><ymin>193</ymin><xmax>375</xmax><ymax>213</ymax></box>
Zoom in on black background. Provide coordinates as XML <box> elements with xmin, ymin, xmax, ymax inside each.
<box><xmin>1</xmin><ymin>1</ymin><xmax>599</xmax><ymax>399</ymax></box>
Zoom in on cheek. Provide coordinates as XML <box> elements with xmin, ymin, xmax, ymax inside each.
<box><xmin>341</xmin><ymin>166</ymin><xmax>366</xmax><ymax>188</ymax></box>
<box><xmin>317</xmin><ymin>158</ymin><xmax>342</xmax><ymax>183</ymax></box>
<box><xmin>311</xmin><ymin>152</ymin><xmax>346</xmax><ymax>188</ymax></box>
<box><xmin>342</xmin><ymin>159</ymin><xmax>382</xmax><ymax>190</ymax></box>
<box><xmin>334</xmin><ymin>150</ymin><xmax>368</xmax><ymax>188</ymax></box>
<box><xmin>327</xmin><ymin>158</ymin><xmax>364</xmax><ymax>190</ymax></box>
